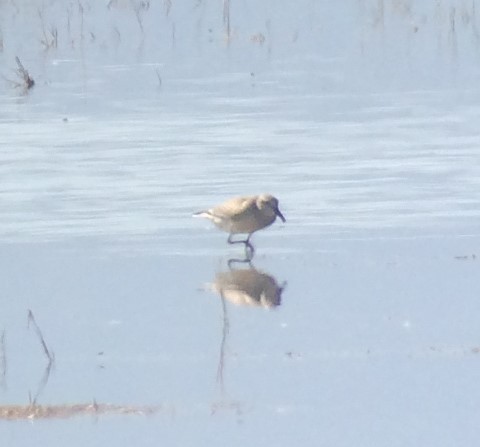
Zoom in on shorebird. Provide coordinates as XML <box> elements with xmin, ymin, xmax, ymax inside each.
<box><xmin>193</xmin><ymin>194</ymin><xmax>286</xmax><ymax>248</ymax></box>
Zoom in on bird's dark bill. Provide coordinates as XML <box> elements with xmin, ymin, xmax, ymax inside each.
<box><xmin>275</xmin><ymin>208</ymin><xmax>286</xmax><ymax>222</ymax></box>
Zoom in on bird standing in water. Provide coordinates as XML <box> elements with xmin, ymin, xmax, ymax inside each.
<box><xmin>193</xmin><ymin>194</ymin><xmax>286</xmax><ymax>251</ymax></box>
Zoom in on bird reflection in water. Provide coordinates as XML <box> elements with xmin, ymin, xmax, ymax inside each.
<box><xmin>210</xmin><ymin>262</ymin><xmax>285</xmax><ymax>309</ymax></box>
<box><xmin>205</xmin><ymin>257</ymin><xmax>286</xmax><ymax>404</ymax></box>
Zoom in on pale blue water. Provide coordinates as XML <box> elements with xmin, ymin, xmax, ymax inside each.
<box><xmin>1</xmin><ymin>1</ymin><xmax>480</xmax><ymax>446</ymax></box>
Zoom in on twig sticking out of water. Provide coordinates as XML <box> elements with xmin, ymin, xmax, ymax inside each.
<box><xmin>216</xmin><ymin>291</ymin><xmax>229</xmax><ymax>393</ymax></box>
<box><xmin>27</xmin><ymin>310</ymin><xmax>54</xmax><ymax>364</ymax></box>
<box><xmin>163</xmin><ymin>0</ymin><xmax>172</xmax><ymax>16</ymax></box>
<box><xmin>223</xmin><ymin>0</ymin><xmax>231</xmax><ymax>42</ymax></box>
<box><xmin>12</xmin><ymin>57</ymin><xmax>35</xmax><ymax>90</ymax></box>
<box><xmin>78</xmin><ymin>0</ymin><xmax>85</xmax><ymax>42</ymax></box>
<box><xmin>0</xmin><ymin>331</ymin><xmax>6</xmax><ymax>389</ymax></box>
<box><xmin>29</xmin><ymin>358</ymin><xmax>54</xmax><ymax>405</ymax></box>
<box><xmin>130</xmin><ymin>0</ymin><xmax>150</xmax><ymax>34</ymax></box>
<box><xmin>27</xmin><ymin>311</ymin><xmax>55</xmax><ymax>405</ymax></box>
<box><xmin>113</xmin><ymin>26</ymin><xmax>121</xmax><ymax>45</ymax></box>
<box><xmin>38</xmin><ymin>8</ymin><xmax>58</xmax><ymax>49</ymax></box>
<box><xmin>155</xmin><ymin>68</ymin><xmax>162</xmax><ymax>88</ymax></box>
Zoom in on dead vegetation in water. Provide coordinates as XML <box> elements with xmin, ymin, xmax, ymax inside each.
<box><xmin>0</xmin><ymin>402</ymin><xmax>159</xmax><ymax>421</ymax></box>
<box><xmin>26</xmin><ymin>310</ymin><xmax>55</xmax><ymax>405</ymax></box>
<box><xmin>38</xmin><ymin>7</ymin><xmax>58</xmax><ymax>49</ymax></box>
<box><xmin>3</xmin><ymin>56</ymin><xmax>35</xmax><ymax>92</ymax></box>
<box><xmin>15</xmin><ymin>56</ymin><xmax>35</xmax><ymax>90</ymax></box>
<box><xmin>0</xmin><ymin>331</ymin><xmax>6</xmax><ymax>390</ymax></box>
<box><xmin>223</xmin><ymin>0</ymin><xmax>232</xmax><ymax>42</ymax></box>
<box><xmin>0</xmin><ymin>0</ymin><xmax>478</xmax><ymax>59</ymax></box>
<box><xmin>250</xmin><ymin>32</ymin><xmax>266</xmax><ymax>45</ymax></box>
<box><xmin>163</xmin><ymin>0</ymin><xmax>172</xmax><ymax>17</ymax></box>
<box><xmin>131</xmin><ymin>0</ymin><xmax>150</xmax><ymax>33</ymax></box>
<box><xmin>454</xmin><ymin>253</ymin><xmax>476</xmax><ymax>261</ymax></box>
<box><xmin>155</xmin><ymin>68</ymin><xmax>162</xmax><ymax>87</ymax></box>
<box><xmin>0</xmin><ymin>311</ymin><xmax>162</xmax><ymax>421</ymax></box>
<box><xmin>366</xmin><ymin>0</ymin><xmax>480</xmax><ymax>40</ymax></box>
<box><xmin>28</xmin><ymin>309</ymin><xmax>55</xmax><ymax>364</ymax></box>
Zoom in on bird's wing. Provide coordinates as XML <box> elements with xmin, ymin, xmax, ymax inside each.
<box><xmin>210</xmin><ymin>196</ymin><xmax>254</xmax><ymax>221</ymax></box>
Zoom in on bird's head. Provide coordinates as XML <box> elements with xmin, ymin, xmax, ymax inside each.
<box><xmin>257</xmin><ymin>194</ymin><xmax>286</xmax><ymax>223</ymax></box>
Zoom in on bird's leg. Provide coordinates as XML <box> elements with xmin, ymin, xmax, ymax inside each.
<box><xmin>227</xmin><ymin>256</ymin><xmax>253</xmax><ymax>269</ymax></box>
<box><xmin>244</xmin><ymin>234</ymin><xmax>255</xmax><ymax>258</ymax></box>
<box><xmin>244</xmin><ymin>241</ymin><xmax>255</xmax><ymax>261</ymax></box>
<box><xmin>227</xmin><ymin>234</ymin><xmax>249</xmax><ymax>245</ymax></box>
<box><xmin>228</xmin><ymin>234</ymin><xmax>255</xmax><ymax>260</ymax></box>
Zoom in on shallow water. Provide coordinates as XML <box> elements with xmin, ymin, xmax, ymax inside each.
<box><xmin>1</xmin><ymin>0</ymin><xmax>480</xmax><ymax>445</ymax></box>
<box><xmin>2</xmin><ymin>238</ymin><xmax>480</xmax><ymax>446</ymax></box>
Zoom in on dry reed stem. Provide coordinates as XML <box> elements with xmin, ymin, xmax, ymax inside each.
<box><xmin>215</xmin><ymin>290</ymin><xmax>230</xmax><ymax>394</ymax></box>
<box><xmin>30</xmin><ymin>359</ymin><xmax>54</xmax><ymax>405</ymax></box>
<box><xmin>10</xmin><ymin>56</ymin><xmax>35</xmax><ymax>90</ymax></box>
<box><xmin>163</xmin><ymin>0</ymin><xmax>172</xmax><ymax>16</ymax></box>
<box><xmin>38</xmin><ymin>8</ymin><xmax>58</xmax><ymax>49</ymax></box>
<box><xmin>223</xmin><ymin>0</ymin><xmax>231</xmax><ymax>41</ymax></box>
<box><xmin>0</xmin><ymin>331</ymin><xmax>6</xmax><ymax>389</ymax></box>
<box><xmin>27</xmin><ymin>310</ymin><xmax>54</xmax><ymax>363</ymax></box>
<box><xmin>130</xmin><ymin>0</ymin><xmax>150</xmax><ymax>33</ymax></box>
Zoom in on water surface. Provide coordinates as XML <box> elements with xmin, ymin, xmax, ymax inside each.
<box><xmin>1</xmin><ymin>1</ymin><xmax>480</xmax><ymax>446</ymax></box>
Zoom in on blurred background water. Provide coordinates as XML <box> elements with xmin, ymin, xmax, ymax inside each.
<box><xmin>0</xmin><ymin>0</ymin><xmax>479</xmax><ymax>246</ymax></box>
<box><xmin>1</xmin><ymin>1</ymin><xmax>480</xmax><ymax>446</ymax></box>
